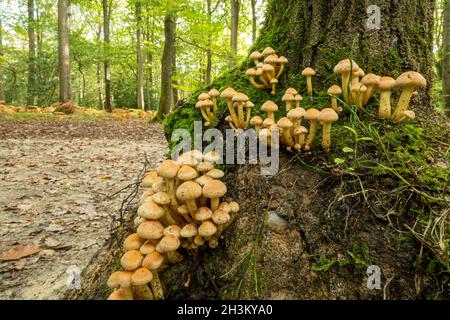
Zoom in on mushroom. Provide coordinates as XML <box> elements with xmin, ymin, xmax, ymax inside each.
<box><xmin>285</xmin><ymin>87</ymin><xmax>298</xmax><ymax>96</ymax></box>
<box><xmin>124</xmin><ymin>233</ymin><xmax>146</xmax><ymax>251</ymax></box>
<box><xmin>261</xmin><ymin>47</ymin><xmax>276</xmax><ymax>58</ymax></box>
<box><xmin>302</xmin><ymin>67</ymin><xmax>316</xmax><ymax>96</ymax></box>
<box><xmin>138</xmin><ymin>200</ymin><xmax>165</xmax><ymax>220</ymax></box>
<box><xmin>246</xmin><ymin>68</ymin><xmax>265</xmax><ymax>89</ymax></box>
<box><xmin>317</xmin><ymin>108</ymin><xmax>339</xmax><ymax>151</ymax></box>
<box><xmin>203</xmin><ymin>180</ymin><xmax>227</xmax><ymax>211</ymax></box>
<box><xmin>107</xmin><ymin>272</ymin><xmax>134</xmax><ymax>300</ymax></box>
<box><xmin>177</xmin><ymin>165</ymin><xmax>198</xmax><ymax>182</ymax></box>
<box><xmin>263</xmin><ymin>63</ymin><xmax>275</xmax><ymax>82</ymax></box>
<box><xmin>327</xmin><ymin>85</ymin><xmax>343</xmax><ymax>112</ymax></box>
<box><xmin>333</xmin><ymin>59</ymin><xmax>360</xmax><ymax>104</ymax></box>
<box><xmin>377</xmin><ymin>76</ymin><xmax>397</xmax><ymax>119</ymax></box>
<box><xmin>137</xmin><ymin>220</ymin><xmax>164</xmax><ymax>240</ymax></box>
<box><xmin>351</xmin><ymin>83</ymin><xmax>367</xmax><ymax>109</ymax></box>
<box><xmin>270</xmin><ymin>78</ymin><xmax>278</xmax><ymax>95</ymax></box>
<box><xmin>208</xmin><ymin>88</ymin><xmax>220</xmax><ymax>114</ymax></box>
<box><xmin>197</xmin><ymin>162</ymin><xmax>214</xmax><ymax>173</ymax></box>
<box><xmin>108</xmin><ymin>288</ymin><xmax>133</xmax><ymax>300</ymax></box>
<box><xmin>198</xmin><ymin>221</ymin><xmax>217</xmax><ymax>239</ymax></box>
<box><xmin>198</xmin><ymin>93</ymin><xmax>214</xmax><ymax>121</ymax></box>
<box><xmin>294</xmin><ymin>94</ymin><xmax>303</xmax><ymax>109</ymax></box>
<box><xmin>157</xmin><ymin>160</ymin><xmax>180</xmax><ymax>210</ymax></box>
<box><xmin>250</xmin><ymin>116</ymin><xmax>263</xmax><ymax>134</ymax></box>
<box><xmin>232</xmin><ymin>92</ymin><xmax>249</xmax><ymax>128</ymax></box>
<box><xmin>282</xmin><ymin>93</ymin><xmax>295</xmax><ymax>112</ymax></box>
<box><xmin>155</xmin><ymin>235</ymin><xmax>180</xmax><ymax>254</ymax></box>
<box><xmin>293</xmin><ymin>126</ymin><xmax>308</xmax><ymax>151</ymax></box>
<box><xmin>261</xmin><ymin>100</ymin><xmax>278</xmax><ymax>120</ymax></box>
<box><xmin>220</xmin><ymin>87</ymin><xmax>239</xmax><ymax>128</ymax></box>
<box><xmin>249</xmin><ymin>51</ymin><xmax>263</xmax><ymax>65</ymax></box>
<box><xmin>195</xmin><ymin>206</ymin><xmax>213</xmax><ymax>222</ymax></box>
<box><xmin>141</xmin><ymin>171</ymin><xmax>158</xmax><ymax>187</ymax></box>
<box><xmin>152</xmin><ymin>191</ymin><xmax>180</xmax><ymax>225</ymax></box>
<box><xmin>392</xmin><ymin>71</ymin><xmax>427</xmax><ymax>121</ymax></box>
<box><xmin>141</xmin><ymin>252</ymin><xmax>165</xmax><ymax>300</ymax></box>
<box><xmin>140</xmin><ymin>241</ymin><xmax>156</xmax><ymax>255</ymax></box>
<box><xmin>303</xmin><ymin>108</ymin><xmax>320</xmax><ymax>151</ymax></box>
<box><xmin>277</xmin><ymin>117</ymin><xmax>294</xmax><ymax>150</ymax></box>
<box><xmin>176</xmin><ymin>181</ymin><xmax>202</xmax><ymax>217</ymax></box>
<box><xmin>360</xmin><ymin>73</ymin><xmax>380</xmax><ymax>106</ymax></box>
<box><xmin>206</xmin><ymin>168</ymin><xmax>225</xmax><ymax>179</ymax></box>
<box><xmin>244</xmin><ymin>101</ymin><xmax>254</xmax><ymax>128</ymax></box>
<box><xmin>203</xmin><ymin>150</ymin><xmax>221</xmax><ymax>164</ymax></box>
<box><xmin>287</xmin><ymin>107</ymin><xmax>305</xmax><ymax>131</ymax></box>
<box><xmin>397</xmin><ymin>110</ymin><xmax>416</xmax><ymax>123</ymax></box>
<box><xmin>212</xmin><ymin>209</ymin><xmax>231</xmax><ymax>232</ymax></box>
<box><xmin>256</xmin><ymin>67</ymin><xmax>270</xmax><ymax>88</ymax></box>
<box><xmin>121</xmin><ymin>250</ymin><xmax>143</xmax><ymax>271</ymax></box>
<box><xmin>131</xmin><ymin>267</ymin><xmax>154</xmax><ymax>300</ymax></box>
<box><xmin>180</xmin><ymin>223</ymin><xmax>197</xmax><ymax>242</ymax></box>
<box><xmin>350</xmin><ymin>69</ymin><xmax>365</xmax><ymax>102</ymax></box>
<box><xmin>225</xmin><ymin>115</ymin><xmax>237</xmax><ymax>130</ymax></box>
<box><xmin>276</xmin><ymin>56</ymin><xmax>288</xmax><ymax>78</ymax></box>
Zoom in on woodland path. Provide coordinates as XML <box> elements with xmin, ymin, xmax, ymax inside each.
<box><xmin>0</xmin><ymin>118</ymin><xmax>167</xmax><ymax>299</ymax></box>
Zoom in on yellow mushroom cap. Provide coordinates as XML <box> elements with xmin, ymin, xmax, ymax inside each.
<box><xmin>262</xmin><ymin>64</ymin><xmax>274</xmax><ymax>72</ymax></box>
<box><xmin>176</xmin><ymin>152</ymin><xmax>200</xmax><ymax>167</ymax></box>
<box><xmin>333</xmin><ymin>59</ymin><xmax>360</xmax><ymax>74</ymax></box>
<box><xmin>177</xmin><ymin>204</ymin><xmax>189</xmax><ymax>215</ymax></box>
<box><xmin>327</xmin><ymin>85</ymin><xmax>342</xmax><ymax>95</ymax></box>
<box><xmin>232</xmin><ymin>92</ymin><xmax>249</xmax><ymax>102</ymax></box>
<box><xmin>261</xmin><ymin>100</ymin><xmax>278</xmax><ymax>113</ymax></box>
<box><xmin>285</xmin><ymin>88</ymin><xmax>298</xmax><ymax>95</ymax></box>
<box><xmin>107</xmin><ymin>271</ymin><xmax>122</xmax><ymax>288</ymax></box>
<box><xmin>261</xmin><ymin>47</ymin><xmax>276</xmax><ymax>57</ymax></box>
<box><xmin>353</xmin><ymin>69</ymin><xmax>365</xmax><ymax>78</ymax></box>
<box><xmin>361</xmin><ymin>73</ymin><xmax>381</xmax><ymax>86</ymax></box>
<box><xmin>198</xmin><ymin>93</ymin><xmax>210</xmax><ymax>101</ymax></box>
<box><xmin>278</xmin><ymin>56</ymin><xmax>288</xmax><ymax>64</ymax></box>
<box><xmin>212</xmin><ymin>209</ymin><xmax>231</xmax><ymax>225</ymax></box>
<box><xmin>156</xmin><ymin>235</ymin><xmax>180</xmax><ymax>253</ymax></box>
<box><xmin>294</xmin><ymin>126</ymin><xmax>308</xmax><ymax>135</ymax></box>
<box><xmin>208</xmin><ymin>88</ymin><xmax>220</xmax><ymax>97</ymax></box>
<box><xmin>117</xmin><ymin>271</ymin><xmax>133</xmax><ymax>287</ymax></box>
<box><xmin>402</xmin><ymin>110</ymin><xmax>416</xmax><ymax>121</ymax></box>
<box><xmin>302</xmin><ymin>67</ymin><xmax>316</xmax><ymax>76</ymax></box>
<box><xmin>131</xmin><ymin>267</ymin><xmax>153</xmax><ymax>286</ymax></box>
<box><xmin>396</xmin><ymin>71</ymin><xmax>427</xmax><ymax>89</ymax></box>
<box><xmin>203</xmin><ymin>180</ymin><xmax>227</xmax><ymax>199</ymax></box>
<box><xmin>262</xmin><ymin>118</ymin><xmax>275</xmax><ymax>128</ymax></box>
<box><xmin>220</xmin><ymin>87</ymin><xmax>237</xmax><ymax>99</ymax></box>
<box><xmin>152</xmin><ymin>191</ymin><xmax>171</xmax><ymax>205</ymax></box>
<box><xmin>264</xmin><ymin>55</ymin><xmax>278</xmax><ymax>64</ymax></box>
<box><xmin>249</xmin><ymin>51</ymin><xmax>262</xmax><ymax>60</ymax></box>
<box><xmin>245</xmin><ymin>101</ymin><xmax>255</xmax><ymax>108</ymax></box>
<box><xmin>378</xmin><ymin>76</ymin><xmax>397</xmax><ymax>90</ymax></box>
<box><xmin>142</xmin><ymin>251</ymin><xmax>164</xmax><ymax>270</ymax></box>
<box><xmin>164</xmin><ymin>225</ymin><xmax>182</xmax><ymax>238</ymax></box>
<box><xmin>270</xmin><ymin>78</ymin><xmax>279</xmax><ymax>84</ymax></box>
<box><xmin>317</xmin><ymin>108</ymin><xmax>339</xmax><ymax>123</ymax></box>
<box><xmin>277</xmin><ymin>117</ymin><xmax>293</xmax><ymax>129</ymax></box>
<box><xmin>218</xmin><ymin>202</ymin><xmax>231</xmax><ymax>213</ymax></box>
<box><xmin>138</xmin><ymin>200</ymin><xmax>165</xmax><ymax>220</ymax></box>
<box><xmin>206</xmin><ymin>168</ymin><xmax>225</xmax><ymax>179</ymax></box>
<box><xmin>137</xmin><ymin>220</ymin><xmax>164</xmax><ymax>240</ymax></box>
<box><xmin>121</xmin><ymin>250</ymin><xmax>144</xmax><ymax>271</ymax></box>
<box><xmin>294</xmin><ymin>94</ymin><xmax>303</xmax><ymax>101</ymax></box>
<box><xmin>196</xmin><ymin>174</ymin><xmax>214</xmax><ymax>186</ymax></box>
<box><xmin>229</xmin><ymin>201</ymin><xmax>240</xmax><ymax>213</ymax></box>
<box><xmin>287</xmin><ymin>107</ymin><xmax>305</xmax><ymax>120</ymax></box>
<box><xmin>108</xmin><ymin>288</ymin><xmax>132</xmax><ymax>300</ymax></box>
<box><xmin>139</xmin><ymin>241</ymin><xmax>156</xmax><ymax>255</ymax></box>
<box><xmin>303</xmin><ymin>108</ymin><xmax>320</xmax><ymax>121</ymax></box>
<box><xmin>197</xmin><ymin>162</ymin><xmax>214</xmax><ymax>172</ymax></box>
<box><xmin>177</xmin><ymin>165</ymin><xmax>198</xmax><ymax>181</ymax></box>
<box><xmin>282</xmin><ymin>93</ymin><xmax>295</xmax><ymax>102</ymax></box>
<box><xmin>250</xmin><ymin>116</ymin><xmax>263</xmax><ymax>126</ymax></box>
<box><xmin>195</xmin><ymin>207</ymin><xmax>213</xmax><ymax>221</ymax></box>
<box><xmin>198</xmin><ymin>221</ymin><xmax>218</xmax><ymax>237</ymax></box>
<box><xmin>176</xmin><ymin>181</ymin><xmax>202</xmax><ymax>201</ymax></box>
<box><xmin>246</xmin><ymin>68</ymin><xmax>257</xmax><ymax>76</ymax></box>
<box><xmin>157</xmin><ymin>160</ymin><xmax>180</xmax><ymax>179</ymax></box>
<box><xmin>203</xmin><ymin>150</ymin><xmax>221</xmax><ymax>163</ymax></box>
<box><xmin>180</xmin><ymin>223</ymin><xmax>198</xmax><ymax>238</ymax></box>
<box><xmin>124</xmin><ymin>233</ymin><xmax>146</xmax><ymax>251</ymax></box>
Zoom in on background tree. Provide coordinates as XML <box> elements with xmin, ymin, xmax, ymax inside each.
<box><xmin>135</xmin><ymin>0</ymin><xmax>144</xmax><ymax>109</ymax></box>
<box><xmin>27</xmin><ymin>0</ymin><xmax>36</xmax><ymax>105</ymax></box>
<box><xmin>0</xmin><ymin>13</ymin><xmax>4</xmax><ymax>102</ymax></box>
<box><xmin>102</xmin><ymin>0</ymin><xmax>111</xmax><ymax>111</ymax></box>
<box><xmin>230</xmin><ymin>0</ymin><xmax>240</xmax><ymax>66</ymax></box>
<box><xmin>57</xmin><ymin>0</ymin><xmax>72</xmax><ymax>103</ymax></box>
<box><xmin>443</xmin><ymin>0</ymin><xmax>450</xmax><ymax>116</ymax></box>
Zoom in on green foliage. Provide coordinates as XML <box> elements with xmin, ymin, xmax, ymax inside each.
<box><xmin>311</xmin><ymin>256</ymin><xmax>337</xmax><ymax>272</ymax></box>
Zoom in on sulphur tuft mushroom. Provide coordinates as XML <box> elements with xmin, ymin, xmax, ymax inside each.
<box><xmin>327</xmin><ymin>85</ymin><xmax>343</xmax><ymax>112</ymax></box>
<box><xmin>176</xmin><ymin>181</ymin><xmax>202</xmax><ymax>218</ymax></box>
<box><xmin>303</xmin><ymin>108</ymin><xmax>320</xmax><ymax>151</ymax></box>
<box><xmin>250</xmin><ymin>116</ymin><xmax>263</xmax><ymax>134</ymax></box>
<box><xmin>392</xmin><ymin>71</ymin><xmax>426</xmax><ymax>121</ymax></box>
<box><xmin>249</xmin><ymin>51</ymin><xmax>263</xmax><ymax>65</ymax></box>
<box><xmin>302</xmin><ymin>67</ymin><xmax>316</xmax><ymax>96</ymax></box>
<box><xmin>377</xmin><ymin>76</ymin><xmax>397</xmax><ymax>119</ymax></box>
<box><xmin>276</xmin><ymin>56</ymin><xmax>288</xmax><ymax>78</ymax></box>
<box><xmin>261</xmin><ymin>100</ymin><xmax>278</xmax><ymax>120</ymax></box>
<box><xmin>360</xmin><ymin>73</ymin><xmax>380</xmax><ymax>106</ymax></box>
<box><xmin>294</xmin><ymin>94</ymin><xmax>303</xmax><ymax>109</ymax></box>
<box><xmin>317</xmin><ymin>108</ymin><xmax>339</xmax><ymax>151</ymax></box>
<box><xmin>397</xmin><ymin>110</ymin><xmax>416</xmax><ymax>123</ymax></box>
<box><xmin>277</xmin><ymin>117</ymin><xmax>295</xmax><ymax>150</ymax></box>
<box><xmin>220</xmin><ymin>87</ymin><xmax>239</xmax><ymax>128</ymax></box>
<box><xmin>208</xmin><ymin>88</ymin><xmax>220</xmax><ymax>114</ymax></box>
<box><xmin>282</xmin><ymin>93</ymin><xmax>295</xmax><ymax>112</ymax></box>
<box><xmin>333</xmin><ymin>59</ymin><xmax>360</xmax><ymax>104</ymax></box>
<box><xmin>270</xmin><ymin>78</ymin><xmax>279</xmax><ymax>95</ymax></box>
<box><xmin>203</xmin><ymin>180</ymin><xmax>227</xmax><ymax>211</ymax></box>
<box><xmin>232</xmin><ymin>92</ymin><xmax>249</xmax><ymax>128</ymax></box>
<box><xmin>246</xmin><ymin>68</ymin><xmax>265</xmax><ymax>89</ymax></box>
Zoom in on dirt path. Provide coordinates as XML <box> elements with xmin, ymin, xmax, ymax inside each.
<box><xmin>0</xmin><ymin>119</ymin><xmax>167</xmax><ymax>299</ymax></box>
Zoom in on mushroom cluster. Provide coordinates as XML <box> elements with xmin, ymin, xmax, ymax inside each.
<box><xmin>195</xmin><ymin>88</ymin><xmax>220</xmax><ymax>126</ymax></box>
<box><xmin>250</xmin><ymin>87</ymin><xmax>339</xmax><ymax>152</ymax></box>
<box><xmin>107</xmin><ymin>151</ymin><xmax>240</xmax><ymax>300</ymax></box>
<box><xmin>332</xmin><ymin>59</ymin><xmax>426</xmax><ymax>122</ymax></box>
<box><xmin>220</xmin><ymin>87</ymin><xmax>255</xmax><ymax>129</ymax></box>
<box><xmin>246</xmin><ymin>47</ymin><xmax>288</xmax><ymax>95</ymax></box>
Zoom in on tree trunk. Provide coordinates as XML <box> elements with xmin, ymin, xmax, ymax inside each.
<box><xmin>27</xmin><ymin>0</ymin><xmax>36</xmax><ymax>106</ymax></box>
<box><xmin>136</xmin><ymin>1</ymin><xmax>145</xmax><ymax>110</ymax></box>
<box><xmin>157</xmin><ymin>13</ymin><xmax>176</xmax><ymax>118</ymax></box>
<box><xmin>251</xmin><ymin>0</ymin><xmax>256</xmax><ymax>43</ymax></box>
<box><xmin>172</xmin><ymin>44</ymin><xmax>178</xmax><ymax>106</ymax></box>
<box><xmin>442</xmin><ymin>0</ymin><xmax>450</xmax><ymax>116</ymax></box>
<box><xmin>205</xmin><ymin>0</ymin><xmax>212</xmax><ymax>85</ymax></box>
<box><xmin>103</xmin><ymin>0</ymin><xmax>112</xmax><ymax>112</ymax></box>
<box><xmin>96</xmin><ymin>24</ymin><xmax>103</xmax><ymax>109</ymax></box>
<box><xmin>144</xmin><ymin>17</ymin><xmax>153</xmax><ymax>111</ymax></box>
<box><xmin>230</xmin><ymin>0</ymin><xmax>240</xmax><ymax>67</ymax></box>
<box><xmin>0</xmin><ymin>15</ymin><xmax>4</xmax><ymax>102</ymax></box>
<box><xmin>251</xmin><ymin>0</ymin><xmax>435</xmax><ymax>116</ymax></box>
<box><xmin>57</xmin><ymin>0</ymin><xmax>71</xmax><ymax>103</ymax></box>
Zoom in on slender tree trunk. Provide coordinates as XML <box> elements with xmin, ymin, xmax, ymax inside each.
<box><xmin>136</xmin><ymin>1</ymin><xmax>145</xmax><ymax>110</ymax></box>
<box><xmin>172</xmin><ymin>44</ymin><xmax>178</xmax><ymax>105</ymax></box>
<box><xmin>443</xmin><ymin>0</ymin><xmax>450</xmax><ymax>116</ymax></box>
<box><xmin>57</xmin><ymin>0</ymin><xmax>71</xmax><ymax>103</ymax></box>
<box><xmin>230</xmin><ymin>0</ymin><xmax>240</xmax><ymax>67</ymax></box>
<box><xmin>251</xmin><ymin>0</ymin><xmax>256</xmax><ymax>44</ymax></box>
<box><xmin>27</xmin><ymin>0</ymin><xmax>36</xmax><ymax>105</ymax></box>
<box><xmin>77</xmin><ymin>60</ymin><xmax>85</xmax><ymax>105</ymax></box>
<box><xmin>96</xmin><ymin>24</ymin><xmax>103</xmax><ymax>109</ymax></box>
<box><xmin>0</xmin><ymin>15</ymin><xmax>4</xmax><ymax>102</ymax></box>
<box><xmin>145</xmin><ymin>16</ymin><xmax>154</xmax><ymax>111</ymax></box>
<box><xmin>205</xmin><ymin>0</ymin><xmax>212</xmax><ymax>85</ymax></box>
<box><xmin>103</xmin><ymin>0</ymin><xmax>112</xmax><ymax>112</ymax></box>
<box><xmin>157</xmin><ymin>13</ymin><xmax>176</xmax><ymax>118</ymax></box>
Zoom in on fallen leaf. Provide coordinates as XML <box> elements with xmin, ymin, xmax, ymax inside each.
<box><xmin>25</xmin><ymin>215</ymin><xmax>33</xmax><ymax>222</ymax></box>
<box><xmin>99</xmin><ymin>175</ymin><xmax>112</xmax><ymax>180</ymax></box>
<box><xmin>0</xmin><ymin>244</ymin><xmax>41</xmax><ymax>261</ymax></box>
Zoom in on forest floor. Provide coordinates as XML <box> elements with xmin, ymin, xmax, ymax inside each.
<box><xmin>0</xmin><ymin>117</ymin><xmax>167</xmax><ymax>299</ymax></box>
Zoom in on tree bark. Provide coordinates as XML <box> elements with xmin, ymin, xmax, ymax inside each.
<box><xmin>230</xmin><ymin>0</ymin><xmax>240</xmax><ymax>67</ymax></box>
<box><xmin>103</xmin><ymin>0</ymin><xmax>112</xmax><ymax>112</ymax></box>
<box><xmin>27</xmin><ymin>0</ymin><xmax>36</xmax><ymax>106</ymax></box>
<box><xmin>136</xmin><ymin>1</ymin><xmax>145</xmax><ymax>110</ymax></box>
<box><xmin>172</xmin><ymin>43</ymin><xmax>178</xmax><ymax>105</ymax></box>
<box><xmin>144</xmin><ymin>17</ymin><xmax>153</xmax><ymax>111</ymax></box>
<box><xmin>57</xmin><ymin>0</ymin><xmax>71</xmax><ymax>103</ymax></box>
<box><xmin>205</xmin><ymin>0</ymin><xmax>212</xmax><ymax>85</ymax></box>
<box><xmin>96</xmin><ymin>24</ymin><xmax>103</xmax><ymax>109</ymax></box>
<box><xmin>0</xmin><ymin>15</ymin><xmax>4</xmax><ymax>102</ymax></box>
<box><xmin>442</xmin><ymin>0</ymin><xmax>450</xmax><ymax>116</ymax></box>
<box><xmin>252</xmin><ymin>0</ymin><xmax>435</xmax><ymax>116</ymax></box>
<box><xmin>251</xmin><ymin>0</ymin><xmax>257</xmax><ymax>44</ymax></box>
<box><xmin>157</xmin><ymin>13</ymin><xmax>176</xmax><ymax>118</ymax></box>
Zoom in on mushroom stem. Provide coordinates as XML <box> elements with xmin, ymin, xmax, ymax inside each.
<box><xmin>163</xmin><ymin>205</ymin><xmax>180</xmax><ymax>225</ymax></box>
<box><xmin>378</xmin><ymin>90</ymin><xmax>393</xmax><ymax>119</ymax></box>
<box><xmin>330</xmin><ymin>97</ymin><xmax>342</xmax><ymax>112</ymax></box>
<box><xmin>304</xmin><ymin>120</ymin><xmax>318</xmax><ymax>151</ymax></box>
<box><xmin>362</xmin><ymin>85</ymin><xmax>376</xmax><ymax>106</ymax></box>
<box><xmin>283</xmin><ymin>129</ymin><xmax>295</xmax><ymax>148</ymax></box>
<box><xmin>133</xmin><ymin>285</ymin><xmax>154</xmax><ymax>300</ymax></box>
<box><xmin>245</xmin><ymin>108</ymin><xmax>252</xmax><ymax>129</ymax></box>
<box><xmin>254</xmin><ymin>124</ymin><xmax>261</xmax><ymax>135</ymax></box>
<box><xmin>166</xmin><ymin>179</ymin><xmax>178</xmax><ymax>211</ymax></box>
<box><xmin>276</xmin><ymin>64</ymin><xmax>285</xmax><ymax>79</ymax></box>
<box><xmin>205</xmin><ymin>106</ymin><xmax>215</xmax><ymax>121</ymax></box>
<box><xmin>249</xmin><ymin>77</ymin><xmax>265</xmax><ymax>89</ymax></box>
<box><xmin>306</xmin><ymin>76</ymin><xmax>313</xmax><ymax>96</ymax></box>
<box><xmin>392</xmin><ymin>87</ymin><xmax>414</xmax><ymax>121</ymax></box>
<box><xmin>351</xmin><ymin>76</ymin><xmax>360</xmax><ymax>102</ymax></box>
<box><xmin>321</xmin><ymin>123</ymin><xmax>332</xmax><ymax>151</ymax></box>
<box><xmin>286</xmin><ymin>101</ymin><xmax>293</xmax><ymax>112</ymax></box>
<box><xmin>236</xmin><ymin>102</ymin><xmax>245</xmax><ymax>128</ymax></box>
<box><xmin>200</xmin><ymin>108</ymin><xmax>211</xmax><ymax>123</ymax></box>
<box><xmin>259</xmin><ymin>73</ymin><xmax>270</xmax><ymax>88</ymax></box>
<box><xmin>211</xmin><ymin>96</ymin><xmax>218</xmax><ymax>114</ymax></box>
<box><xmin>298</xmin><ymin>132</ymin><xmax>307</xmax><ymax>147</ymax></box>
<box><xmin>341</xmin><ymin>73</ymin><xmax>351</xmax><ymax>104</ymax></box>
<box><xmin>271</xmin><ymin>82</ymin><xmax>277</xmax><ymax>95</ymax></box>
<box><xmin>185</xmin><ymin>200</ymin><xmax>199</xmax><ymax>218</ymax></box>
<box><xmin>210</xmin><ymin>198</ymin><xmax>220</xmax><ymax>211</ymax></box>
<box><xmin>149</xmin><ymin>272</ymin><xmax>164</xmax><ymax>300</ymax></box>
<box><xmin>225</xmin><ymin>98</ymin><xmax>240</xmax><ymax>127</ymax></box>
<box><xmin>121</xmin><ymin>287</ymin><xmax>134</xmax><ymax>300</ymax></box>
